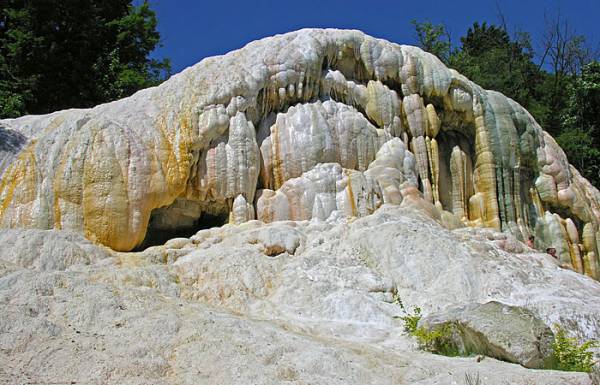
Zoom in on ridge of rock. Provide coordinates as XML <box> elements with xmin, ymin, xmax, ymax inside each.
<box><xmin>0</xmin><ymin>28</ymin><xmax>599</xmax><ymax>282</ymax></box>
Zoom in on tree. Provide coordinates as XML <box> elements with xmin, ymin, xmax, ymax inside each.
<box><xmin>0</xmin><ymin>0</ymin><xmax>170</xmax><ymax>118</ymax></box>
<box><xmin>411</xmin><ymin>20</ymin><xmax>452</xmax><ymax>64</ymax></box>
<box><xmin>556</xmin><ymin>61</ymin><xmax>600</xmax><ymax>186</ymax></box>
<box><xmin>410</xmin><ymin>21</ymin><xmax>543</xmax><ymax>116</ymax></box>
<box><xmin>459</xmin><ymin>22</ymin><xmax>512</xmax><ymax>56</ymax></box>
<box><xmin>536</xmin><ymin>14</ymin><xmax>596</xmax><ymax>134</ymax></box>
<box><xmin>448</xmin><ymin>22</ymin><xmax>543</xmax><ymax>115</ymax></box>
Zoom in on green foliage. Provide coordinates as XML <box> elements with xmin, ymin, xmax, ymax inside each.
<box><xmin>411</xmin><ymin>20</ymin><xmax>451</xmax><ymax>64</ymax></box>
<box><xmin>0</xmin><ymin>0</ymin><xmax>170</xmax><ymax>118</ymax></box>
<box><xmin>557</xmin><ymin>61</ymin><xmax>600</xmax><ymax>187</ymax></box>
<box><xmin>548</xmin><ymin>325</ymin><xmax>598</xmax><ymax>372</ymax></box>
<box><xmin>411</xmin><ymin>21</ymin><xmax>543</xmax><ymax>118</ymax></box>
<box><xmin>413</xmin><ymin>323</ymin><xmax>460</xmax><ymax>356</ymax></box>
<box><xmin>460</xmin><ymin>22</ymin><xmax>513</xmax><ymax>55</ymax></box>
<box><xmin>556</xmin><ymin>127</ymin><xmax>600</xmax><ymax>186</ymax></box>
<box><xmin>400</xmin><ymin>305</ymin><xmax>460</xmax><ymax>356</ymax></box>
<box><xmin>449</xmin><ymin>23</ymin><xmax>543</xmax><ymax>115</ymax></box>
<box><xmin>400</xmin><ymin>305</ymin><xmax>421</xmax><ymax>334</ymax></box>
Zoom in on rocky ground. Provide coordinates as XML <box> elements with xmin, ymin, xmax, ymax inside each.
<box><xmin>1</xmin><ymin>205</ymin><xmax>599</xmax><ymax>384</ymax></box>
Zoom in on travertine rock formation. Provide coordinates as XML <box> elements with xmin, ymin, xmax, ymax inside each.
<box><xmin>0</xmin><ymin>29</ymin><xmax>599</xmax><ymax>280</ymax></box>
<box><xmin>0</xmin><ymin>228</ymin><xmax>110</xmax><ymax>271</ymax></box>
<box><xmin>2</xmin><ymin>205</ymin><xmax>599</xmax><ymax>384</ymax></box>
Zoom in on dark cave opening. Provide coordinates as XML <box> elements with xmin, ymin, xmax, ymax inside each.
<box><xmin>134</xmin><ymin>211</ymin><xmax>229</xmax><ymax>251</ymax></box>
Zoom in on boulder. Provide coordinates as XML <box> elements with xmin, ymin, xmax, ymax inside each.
<box><xmin>419</xmin><ymin>301</ymin><xmax>554</xmax><ymax>368</ymax></box>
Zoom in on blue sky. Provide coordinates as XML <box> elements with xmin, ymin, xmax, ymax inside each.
<box><xmin>143</xmin><ymin>0</ymin><xmax>600</xmax><ymax>73</ymax></box>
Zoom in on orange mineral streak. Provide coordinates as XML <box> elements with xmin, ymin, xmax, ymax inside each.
<box><xmin>52</xmin><ymin>127</ymin><xmax>90</xmax><ymax>232</ymax></box>
<box><xmin>122</xmin><ymin>110</ymin><xmax>195</xmax><ymax>250</ymax></box>
<box><xmin>82</xmin><ymin>127</ymin><xmax>131</xmax><ymax>250</ymax></box>
<box><xmin>51</xmin><ymin>106</ymin><xmax>196</xmax><ymax>251</ymax></box>
<box><xmin>473</xmin><ymin>116</ymin><xmax>500</xmax><ymax>230</ymax></box>
<box><xmin>0</xmin><ymin>163</ymin><xmax>18</xmax><ymax>222</ymax></box>
<box><xmin>0</xmin><ymin>146</ymin><xmax>38</xmax><ymax>228</ymax></box>
<box><xmin>272</xmin><ymin>126</ymin><xmax>284</xmax><ymax>190</ymax></box>
<box><xmin>345</xmin><ymin>169</ymin><xmax>357</xmax><ymax>216</ymax></box>
<box><xmin>1</xmin><ymin>29</ymin><xmax>599</xmax><ymax>263</ymax></box>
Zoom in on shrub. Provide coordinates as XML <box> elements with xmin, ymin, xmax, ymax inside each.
<box><xmin>549</xmin><ymin>324</ymin><xmax>598</xmax><ymax>372</ymax></box>
<box><xmin>400</xmin><ymin>306</ymin><xmax>460</xmax><ymax>356</ymax></box>
<box><xmin>413</xmin><ymin>323</ymin><xmax>460</xmax><ymax>356</ymax></box>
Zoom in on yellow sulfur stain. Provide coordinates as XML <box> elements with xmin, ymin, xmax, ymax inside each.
<box><xmin>0</xmin><ymin>147</ymin><xmax>38</xmax><ymax>228</ymax></box>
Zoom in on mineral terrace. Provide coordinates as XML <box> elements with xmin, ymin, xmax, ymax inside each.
<box><xmin>0</xmin><ymin>29</ymin><xmax>599</xmax><ymax>385</ymax></box>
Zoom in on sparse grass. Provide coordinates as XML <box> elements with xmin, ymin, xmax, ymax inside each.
<box><xmin>589</xmin><ymin>364</ymin><xmax>600</xmax><ymax>385</ymax></box>
<box><xmin>464</xmin><ymin>371</ymin><xmax>481</xmax><ymax>385</ymax></box>
<box><xmin>413</xmin><ymin>322</ymin><xmax>461</xmax><ymax>356</ymax></box>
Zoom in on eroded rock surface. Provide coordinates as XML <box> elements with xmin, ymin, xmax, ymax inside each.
<box><xmin>1</xmin><ymin>28</ymin><xmax>600</xmax><ymax>384</ymax></box>
<box><xmin>1</xmin><ymin>205</ymin><xmax>598</xmax><ymax>384</ymax></box>
<box><xmin>0</xmin><ymin>229</ymin><xmax>110</xmax><ymax>271</ymax></box>
<box><xmin>0</xmin><ymin>29</ymin><xmax>598</xmax><ymax>282</ymax></box>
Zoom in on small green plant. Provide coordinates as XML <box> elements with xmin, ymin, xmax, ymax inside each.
<box><xmin>549</xmin><ymin>324</ymin><xmax>598</xmax><ymax>372</ymax></box>
<box><xmin>400</xmin><ymin>306</ymin><xmax>422</xmax><ymax>334</ymax></box>
<box><xmin>413</xmin><ymin>323</ymin><xmax>461</xmax><ymax>356</ymax></box>
<box><xmin>399</xmin><ymin>305</ymin><xmax>460</xmax><ymax>356</ymax></box>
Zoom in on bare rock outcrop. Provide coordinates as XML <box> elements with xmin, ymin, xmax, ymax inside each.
<box><xmin>2</xmin><ymin>29</ymin><xmax>600</xmax><ymax>385</ymax></box>
<box><xmin>1</xmin><ymin>205</ymin><xmax>598</xmax><ymax>384</ymax></box>
<box><xmin>0</xmin><ymin>228</ymin><xmax>110</xmax><ymax>271</ymax></box>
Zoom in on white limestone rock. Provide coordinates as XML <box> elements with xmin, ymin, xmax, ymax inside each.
<box><xmin>0</xmin><ymin>28</ymin><xmax>599</xmax><ymax>384</ymax></box>
<box><xmin>1</xmin><ymin>205</ymin><xmax>598</xmax><ymax>384</ymax></box>
<box><xmin>0</xmin><ymin>28</ymin><xmax>598</xmax><ymax>281</ymax></box>
<box><xmin>0</xmin><ymin>229</ymin><xmax>110</xmax><ymax>271</ymax></box>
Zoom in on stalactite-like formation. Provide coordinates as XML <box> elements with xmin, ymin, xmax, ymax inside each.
<box><xmin>0</xmin><ymin>29</ymin><xmax>599</xmax><ymax>279</ymax></box>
